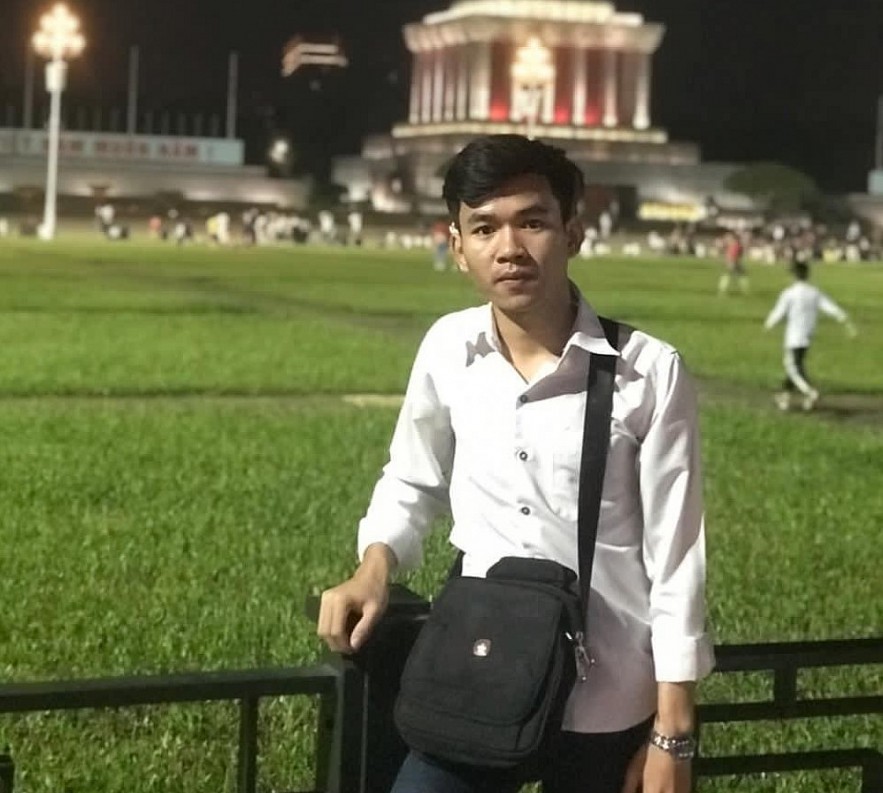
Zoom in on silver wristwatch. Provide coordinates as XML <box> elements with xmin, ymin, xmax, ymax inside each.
<box><xmin>649</xmin><ymin>728</ymin><xmax>697</xmax><ymax>761</ymax></box>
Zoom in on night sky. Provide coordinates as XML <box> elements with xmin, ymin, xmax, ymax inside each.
<box><xmin>2</xmin><ymin>0</ymin><xmax>882</xmax><ymax>192</ymax></box>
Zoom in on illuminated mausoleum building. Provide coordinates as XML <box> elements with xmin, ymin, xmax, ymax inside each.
<box><xmin>338</xmin><ymin>0</ymin><xmax>749</xmax><ymax>220</ymax></box>
<box><xmin>401</xmin><ymin>0</ymin><xmax>670</xmax><ymax>149</ymax></box>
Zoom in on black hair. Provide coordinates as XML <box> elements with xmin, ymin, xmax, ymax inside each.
<box><xmin>442</xmin><ymin>135</ymin><xmax>584</xmax><ymax>226</ymax></box>
<box><xmin>793</xmin><ymin>262</ymin><xmax>810</xmax><ymax>280</ymax></box>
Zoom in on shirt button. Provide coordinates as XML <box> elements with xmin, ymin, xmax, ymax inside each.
<box><xmin>518</xmin><ymin>450</ymin><xmax>529</xmax><ymax>461</ymax></box>
<box><xmin>518</xmin><ymin>395</ymin><xmax>529</xmax><ymax>404</ymax></box>
<box><xmin>520</xmin><ymin>506</ymin><xmax>531</xmax><ymax>516</ymax></box>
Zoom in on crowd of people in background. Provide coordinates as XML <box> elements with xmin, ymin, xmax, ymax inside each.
<box><xmin>720</xmin><ymin>218</ymin><xmax>879</xmax><ymax>265</ymax></box>
<box><xmin>136</xmin><ymin>206</ymin><xmax>365</xmax><ymax>248</ymax></box>
<box><xmin>648</xmin><ymin>218</ymin><xmax>880</xmax><ymax>266</ymax></box>
<box><xmin>3</xmin><ymin>202</ymin><xmax>880</xmax><ymax>281</ymax></box>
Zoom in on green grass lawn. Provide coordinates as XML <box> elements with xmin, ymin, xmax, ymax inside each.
<box><xmin>0</xmin><ymin>238</ymin><xmax>880</xmax><ymax>792</ymax></box>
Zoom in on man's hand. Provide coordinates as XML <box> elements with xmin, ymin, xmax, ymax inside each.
<box><xmin>622</xmin><ymin>682</ymin><xmax>695</xmax><ymax>792</ymax></box>
<box><xmin>621</xmin><ymin>743</ymin><xmax>691</xmax><ymax>793</ymax></box>
<box><xmin>317</xmin><ymin>543</ymin><xmax>396</xmax><ymax>653</ymax></box>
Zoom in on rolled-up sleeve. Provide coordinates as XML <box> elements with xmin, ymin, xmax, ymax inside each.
<box><xmin>639</xmin><ymin>351</ymin><xmax>715</xmax><ymax>681</ymax></box>
<box><xmin>357</xmin><ymin>326</ymin><xmax>454</xmax><ymax>571</ymax></box>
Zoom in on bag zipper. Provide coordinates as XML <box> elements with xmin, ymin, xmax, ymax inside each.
<box><xmin>568</xmin><ymin>630</ymin><xmax>596</xmax><ymax>682</ymax></box>
<box><xmin>482</xmin><ymin>577</ymin><xmax>595</xmax><ymax>682</ymax></box>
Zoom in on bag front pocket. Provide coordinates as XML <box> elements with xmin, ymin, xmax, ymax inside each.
<box><xmin>400</xmin><ymin>578</ymin><xmax>566</xmax><ymax>725</ymax></box>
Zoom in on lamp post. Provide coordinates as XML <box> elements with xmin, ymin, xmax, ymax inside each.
<box><xmin>511</xmin><ymin>37</ymin><xmax>554</xmax><ymax>140</ymax></box>
<box><xmin>32</xmin><ymin>3</ymin><xmax>85</xmax><ymax>241</ymax></box>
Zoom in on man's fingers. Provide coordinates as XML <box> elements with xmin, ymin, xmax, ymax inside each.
<box><xmin>318</xmin><ymin>588</ymin><xmax>387</xmax><ymax>654</ymax></box>
<box><xmin>350</xmin><ymin>602</ymin><xmax>383</xmax><ymax>651</ymax></box>
<box><xmin>316</xmin><ymin>590</ymin><xmax>341</xmax><ymax>640</ymax></box>
<box><xmin>620</xmin><ymin>768</ymin><xmax>641</xmax><ymax>793</ymax></box>
<box><xmin>620</xmin><ymin>745</ymin><xmax>647</xmax><ymax>793</ymax></box>
<box><xmin>317</xmin><ymin>590</ymin><xmax>355</xmax><ymax>653</ymax></box>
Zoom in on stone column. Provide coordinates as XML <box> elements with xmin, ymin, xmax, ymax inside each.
<box><xmin>444</xmin><ymin>48</ymin><xmax>457</xmax><ymax>121</ymax></box>
<box><xmin>409</xmin><ymin>52</ymin><xmax>422</xmax><ymax>124</ymax></box>
<box><xmin>469</xmin><ymin>41</ymin><xmax>492</xmax><ymax>120</ymax></box>
<box><xmin>421</xmin><ymin>49</ymin><xmax>433</xmax><ymax>123</ymax></box>
<box><xmin>432</xmin><ymin>48</ymin><xmax>445</xmax><ymax>122</ymax></box>
<box><xmin>552</xmin><ymin>45</ymin><xmax>573</xmax><ymax>125</ymax></box>
<box><xmin>603</xmin><ymin>49</ymin><xmax>618</xmax><ymax>128</ymax></box>
<box><xmin>456</xmin><ymin>45</ymin><xmax>470</xmax><ymax>120</ymax></box>
<box><xmin>633</xmin><ymin>52</ymin><xmax>651</xmax><ymax>129</ymax></box>
<box><xmin>571</xmin><ymin>48</ymin><xmax>586</xmax><ymax>126</ymax></box>
<box><xmin>490</xmin><ymin>41</ymin><xmax>513</xmax><ymax>122</ymax></box>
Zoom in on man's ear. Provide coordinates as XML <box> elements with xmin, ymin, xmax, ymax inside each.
<box><xmin>566</xmin><ymin>217</ymin><xmax>585</xmax><ymax>257</ymax></box>
<box><xmin>449</xmin><ymin>224</ymin><xmax>470</xmax><ymax>273</ymax></box>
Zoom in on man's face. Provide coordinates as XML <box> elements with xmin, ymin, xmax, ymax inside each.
<box><xmin>450</xmin><ymin>173</ymin><xmax>583</xmax><ymax>315</ymax></box>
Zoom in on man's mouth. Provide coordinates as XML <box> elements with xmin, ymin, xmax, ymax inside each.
<box><xmin>496</xmin><ymin>269</ymin><xmax>537</xmax><ymax>283</ymax></box>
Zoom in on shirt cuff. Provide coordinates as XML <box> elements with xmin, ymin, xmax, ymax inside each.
<box><xmin>652</xmin><ymin>632</ymin><xmax>716</xmax><ymax>681</ymax></box>
<box><xmin>358</xmin><ymin>521</ymin><xmax>423</xmax><ymax>572</ymax></box>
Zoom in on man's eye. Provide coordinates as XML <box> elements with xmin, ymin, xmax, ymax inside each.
<box><xmin>524</xmin><ymin>218</ymin><xmax>545</xmax><ymax>230</ymax></box>
<box><xmin>473</xmin><ymin>225</ymin><xmax>494</xmax><ymax>236</ymax></box>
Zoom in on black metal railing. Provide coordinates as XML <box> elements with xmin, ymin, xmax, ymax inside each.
<box><xmin>697</xmin><ymin>637</ymin><xmax>883</xmax><ymax>791</ymax></box>
<box><xmin>0</xmin><ymin>664</ymin><xmax>343</xmax><ymax>793</ymax></box>
<box><xmin>0</xmin><ymin>586</ymin><xmax>879</xmax><ymax>792</ymax></box>
<box><xmin>0</xmin><ymin>585</ymin><xmax>429</xmax><ymax>793</ymax></box>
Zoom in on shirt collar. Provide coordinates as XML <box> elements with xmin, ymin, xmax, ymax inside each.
<box><xmin>470</xmin><ymin>283</ymin><xmax>620</xmax><ymax>361</ymax></box>
<box><xmin>565</xmin><ymin>288</ymin><xmax>621</xmax><ymax>359</ymax></box>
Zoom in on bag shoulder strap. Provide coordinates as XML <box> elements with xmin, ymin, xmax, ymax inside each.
<box><xmin>577</xmin><ymin>316</ymin><xmax>619</xmax><ymax>608</ymax></box>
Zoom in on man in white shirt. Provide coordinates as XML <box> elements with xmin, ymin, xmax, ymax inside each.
<box><xmin>95</xmin><ymin>202</ymin><xmax>115</xmax><ymax>235</ymax></box>
<box><xmin>764</xmin><ymin>262</ymin><xmax>856</xmax><ymax>411</ymax></box>
<box><xmin>318</xmin><ymin>210</ymin><xmax>337</xmax><ymax>244</ymax></box>
<box><xmin>347</xmin><ymin>210</ymin><xmax>364</xmax><ymax>246</ymax></box>
<box><xmin>318</xmin><ymin>135</ymin><xmax>713</xmax><ymax>793</ymax></box>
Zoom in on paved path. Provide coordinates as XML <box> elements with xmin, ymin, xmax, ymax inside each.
<box><xmin>0</xmin><ymin>382</ymin><xmax>879</xmax><ymax>428</ymax></box>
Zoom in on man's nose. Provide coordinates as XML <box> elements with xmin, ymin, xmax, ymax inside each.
<box><xmin>495</xmin><ymin>225</ymin><xmax>526</xmax><ymax>261</ymax></box>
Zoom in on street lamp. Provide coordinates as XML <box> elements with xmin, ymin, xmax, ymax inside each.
<box><xmin>511</xmin><ymin>37</ymin><xmax>554</xmax><ymax>140</ymax></box>
<box><xmin>32</xmin><ymin>3</ymin><xmax>85</xmax><ymax>240</ymax></box>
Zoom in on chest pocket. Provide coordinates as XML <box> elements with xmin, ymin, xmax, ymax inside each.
<box><xmin>551</xmin><ymin>417</ymin><xmax>636</xmax><ymax>527</ymax></box>
<box><xmin>550</xmin><ymin>417</ymin><xmax>584</xmax><ymax>523</ymax></box>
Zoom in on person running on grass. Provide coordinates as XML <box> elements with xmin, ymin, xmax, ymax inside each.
<box><xmin>718</xmin><ymin>231</ymin><xmax>749</xmax><ymax>295</ymax></box>
<box><xmin>764</xmin><ymin>261</ymin><xmax>857</xmax><ymax>411</ymax></box>
<box><xmin>318</xmin><ymin>134</ymin><xmax>713</xmax><ymax>793</ymax></box>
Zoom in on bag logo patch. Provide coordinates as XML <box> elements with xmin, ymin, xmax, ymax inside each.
<box><xmin>472</xmin><ymin>639</ymin><xmax>492</xmax><ymax>657</ymax></box>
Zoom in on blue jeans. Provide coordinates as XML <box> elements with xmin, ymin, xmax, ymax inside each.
<box><xmin>390</xmin><ymin>716</ymin><xmax>654</xmax><ymax>793</ymax></box>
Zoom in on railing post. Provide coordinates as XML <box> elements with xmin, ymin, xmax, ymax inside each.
<box><xmin>315</xmin><ymin>657</ymin><xmax>366</xmax><ymax>793</ymax></box>
<box><xmin>355</xmin><ymin>591</ymin><xmax>429</xmax><ymax>793</ymax></box>
<box><xmin>0</xmin><ymin>752</ymin><xmax>13</xmax><ymax>793</ymax></box>
<box><xmin>314</xmin><ymin>682</ymin><xmax>336</xmax><ymax>792</ymax></box>
<box><xmin>237</xmin><ymin>697</ymin><xmax>259</xmax><ymax>793</ymax></box>
<box><xmin>862</xmin><ymin>749</ymin><xmax>883</xmax><ymax>793</ymax></box>
<box><xmin>307</xmin><ymin>584</ymin><xmax>430</xmax><ymax>793</ymax></box>
<box><xmin>773</xmin><ymin>667</ymin><xmax>798</xmax><ymax>706</ymax></box>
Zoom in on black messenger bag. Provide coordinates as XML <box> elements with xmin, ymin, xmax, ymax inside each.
<box><xmin>394</xmin><ymin>318</ymin><xmax>620</xmax><ymax>772</ymax></box>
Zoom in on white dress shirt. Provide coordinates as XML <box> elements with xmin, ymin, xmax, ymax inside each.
<box><xmin>358</xmin><ymin>289</ymin><xmax>715</xmax><ymax>733</ymax></box>
<box><xmin>765</xmin><ymin>281</ymin><xmax>848</xmax><ymax>349</ymax></box>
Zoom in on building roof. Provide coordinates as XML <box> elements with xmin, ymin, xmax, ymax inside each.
<box><xmin>407</xmin><ymin>0</ymin><xmax>661</xmax><ymax>52</ymax></box>
<box><xmin>427</xmin><ymin>1</ymin><xmax>644</xmax><ymax>27</ymax></box>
